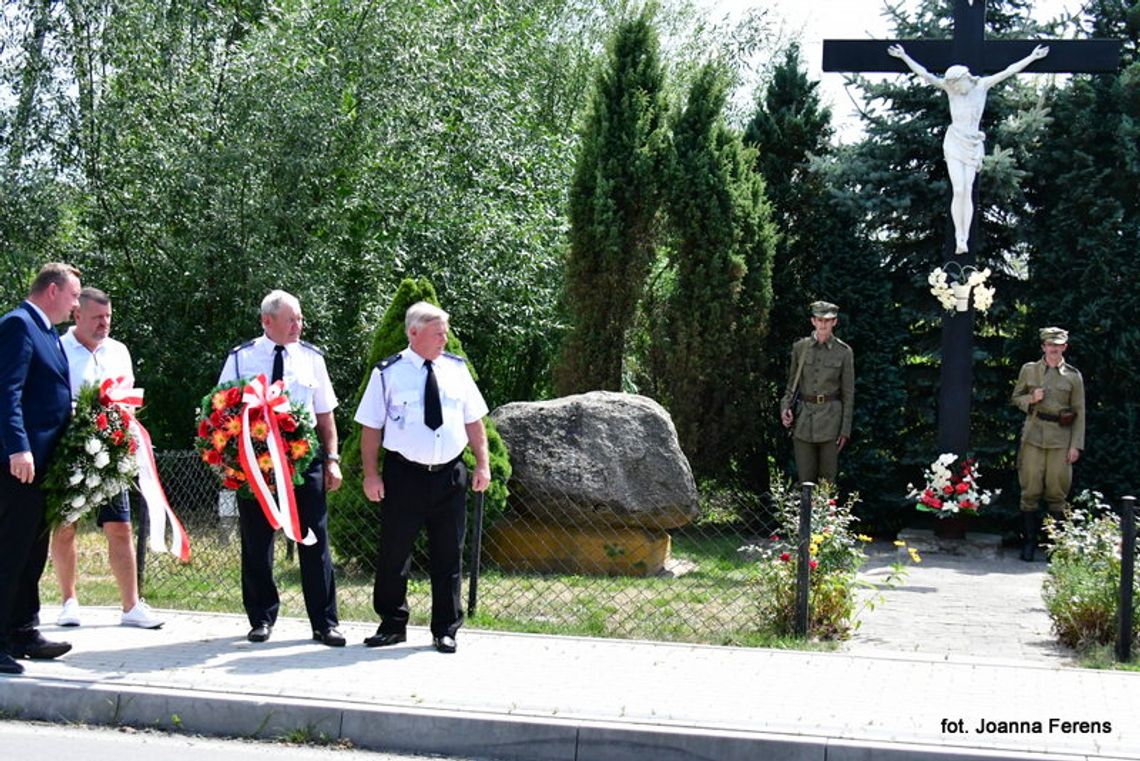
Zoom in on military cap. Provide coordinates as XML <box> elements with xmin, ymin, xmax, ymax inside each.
<box><xmin>1039</xmin><ymin>326</ymin><xmax>1069</xmax><ymax>345</ymax></box>
<box><xmin>810</xmin><ymin>301</ymin><xmax>840</xmax><ymax>319</ymax></box>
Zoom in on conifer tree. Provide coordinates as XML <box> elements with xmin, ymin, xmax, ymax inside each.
<box><xmin>660</xmin><ymin>63</ymin><xmax>776</xmax><ymax>482</ymax></box>
<box><xmin>1021</xmin><ymin>0</ymin><xmax>1140</xmax><ymax>502</ymax></box>
<box><xmin>555</xmin><ymin>8</ymin><xmax>670</xmax><ymax>395</ymax></box>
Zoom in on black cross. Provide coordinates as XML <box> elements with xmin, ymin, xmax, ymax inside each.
<box><xmin>822</xmin><ymin>0</ymin><xmax>1120</xmax><ymax>457</ymax></box>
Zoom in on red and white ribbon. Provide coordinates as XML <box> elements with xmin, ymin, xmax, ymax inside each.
<box><xmin>99</xmin><ymin>377</ymin><xmax>191</xmax><ymax>561</ymax></box>
<box><xmin>238</xmin><ymin>374</ymin><xmax>315</xmax><ymax>546</ymax></box>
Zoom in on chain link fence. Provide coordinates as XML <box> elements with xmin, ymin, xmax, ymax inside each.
<box><xmin>49</xmin><ymin>450</ymin><xmax>785</xmax><ymax>645</ymax></box>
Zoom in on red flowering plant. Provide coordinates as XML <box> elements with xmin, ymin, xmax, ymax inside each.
<box><xmin>44</xmin><ymin>383</ymin><xmax>139</xmax><ymax>528</ymax></box>
<box><xmin>194</xmin><ymin>378</ymin><xmax>317</xmax><ymax>499</ymax></box>
<box><xmin>908</xmin><ymin>453</ymin><xmax>999</xmax><ymax>518</ymax></box>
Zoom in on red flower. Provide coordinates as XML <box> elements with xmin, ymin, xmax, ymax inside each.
<box><xmin>955</xmin><ymin>482</ymin><xmax>969</xmax><ymax>494</ymax></box>
<box><xmin>809</xmin><ymin>559</ymin><xmax>819</xmax><ymax>570</ymax></box>
<box><xmin>225</xmin><ymin>386</ymin><xmax>242</xmax><ymax>406</ymax></box>
<box><xmin>96</xmin><ymin>413</ymin><xmax>109</xmax><ymax>431</ymax></box>
<box><xmin>943</xmin><ymin>484</ymin><xmax>954</xmax><ymax>495</ymax></box>
<box><xmin>827</xmin><ymin>498</ymin><xmax>836</xmax><ymax>506</ymax></box>
<box><xmin>111</xmin><ymin>428</ymin><xmax>126</xmax><ymax>445</ymax></box>
<box><xmin>202</xmin><ymin>449</ymin><xmax>223</xmax><ymax>466</ymax></box>
<box><xmin>779</xmin><ymin>552</ymin><xmax>791</xmax><ymax>563</ymax></box>
<box><xmin>769</xmin><ymin>534</ymin><xmax>780</xmax><ymax>542</ymax></box>
<box><xmin>197</xmin><ymin>418</ymin><xmax>210</xmax><ymax>438</ymax></box>
<box><xmin>128</xmin><ymin>438</ymin><xmax>138</xmax><ymax>454</ymax></box>
<box><xmin>277</xmin><ymin>414</ymin><xmax>297</xmax><ymax>433</ymax></box>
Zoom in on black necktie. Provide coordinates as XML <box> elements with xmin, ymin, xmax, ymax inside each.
<box><xmin>271</xmin><ymin>345</ymin><xmax>285</xmax><ymax>384</ymax></box>
<box><xmin>424</xmin><ymin>360</ymin><xmax>443</xmax><ymax>430</ymax></box>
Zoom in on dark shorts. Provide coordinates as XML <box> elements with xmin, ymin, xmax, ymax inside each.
<box><xmin>95</xmin><ymin>490</ymin><xmax>131</xmax><ymax>527</ymax></box>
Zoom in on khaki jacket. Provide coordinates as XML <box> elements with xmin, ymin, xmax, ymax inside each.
<box><xmin>1011</xmin><ymin>358</ymin><xmax>1085</xmax><ymax>450</ymax></box>
<box><xmin>780</xmin><ymin>335</ymin><xmax>855</xmax><ymax>443</ymax></box>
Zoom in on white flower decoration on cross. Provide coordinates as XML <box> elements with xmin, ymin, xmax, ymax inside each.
<box><xmin>928</xmin><ymin>262</ymin><xmax>994</xmax><ymax>313</ymax></box>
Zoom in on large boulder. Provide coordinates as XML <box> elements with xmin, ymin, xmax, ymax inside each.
<box><xmin>490</xmin><ymin>391</ymin><xmax>699</xmax><ymax>530</ymax></box>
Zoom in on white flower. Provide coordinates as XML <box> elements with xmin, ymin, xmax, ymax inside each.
<box><xmin>93</xmin><ymin>451</ymin><xmax>111</xmax><ymax>469</ymax></box>
<box><xmin>85</xmin><ymin>438</ymin><xmax>104</xmax><ymax>455</ymax></box>
<box><xmin>68</xmin><ymin>470</ymin><xmax>84</xmax><ymax>486</ymax></box>
<box><xmin>85</xmin><ymin>473</ymin><xmax>102</xmax><ymax>489</ymax></box>
<box><xmin>70</xmin><ymin>494</ymin><xmax>87</xmax><ymax>509</ymax></box>
<box><xmin>117</xmin><ymin>456</ymin><xmax>135</xmax><ymax>474</ymax></box>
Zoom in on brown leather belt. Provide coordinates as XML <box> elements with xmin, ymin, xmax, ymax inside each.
<box><xmin>804</xmin><ymin>392</ymin><xmax>841</xmax><ymax>404</ymax></box>
<box><xmin>1034</xmin><ymin>410</ymin><xmax>1062</xmax><ymax>423</ymax></box>
<box><xmin>387</xmin><ymin>450</ymin><xmax>460</xmax><ymax>473</ymax></box>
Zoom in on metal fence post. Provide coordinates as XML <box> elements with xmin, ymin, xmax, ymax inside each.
<box><xmin>1117</xmin><ymin>495</ymin><xmax>1136</xmax><ymax>663</ymax></box>
<box><xmin>795</xmin><ymin>482</ymin><xmax>814</xmax><ymax>637</ymax></box>
<box><xmin>467</xmin><ymin>490</ymin><xmax>485</xmax><ymax>617</ymax></box>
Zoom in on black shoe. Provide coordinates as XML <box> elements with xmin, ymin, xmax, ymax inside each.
<box><xmin>247</xmin><ymin>624</ymin><xmax>272</xmax><ymax>643</ymax></box>
<box><xmin>12</xmin><ymin>631</ymin><xmax>71</xmax><ymax>660</ymax></box>
<box><xmin>363</xmin><ymin>630</ymin><xmax>406</xmax><ymax>648</ymax></box>
<box><xmin>1020</xmin><ymin>511</ymin><xmax>1040</xmax><ymax>562</ymax></box>
<box><xmin>0</xmin><ymin>653</ymin><xmax>25</xmax><ymax>675</ymax></box>
<box><xmin>313</xmin><ymin>628</ymin><xmax>346</xmax><ymax>647</ymax></box>
<box><xmin>432</xmin><ymin>635</ymin><xmax>457</xmax><ymax>654</ymax></box>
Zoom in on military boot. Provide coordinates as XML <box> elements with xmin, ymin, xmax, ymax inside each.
<box><xmin>1020</xmin><ymin>510</ymin><xmax>1040</xmax><ymax>562</ymax></box>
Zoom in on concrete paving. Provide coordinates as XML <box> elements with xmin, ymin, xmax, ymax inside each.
<box><xmin>1</xmin><ymin>545</ymin><xmax>1137</xmax><ymax>761</ymax></box>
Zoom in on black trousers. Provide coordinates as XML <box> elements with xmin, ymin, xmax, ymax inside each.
<box><xmin>0</xmin><ymin>475</ymin><xmax>50</xmax><ymax>649</ymax></box>
<box><xmin>237</xmin><ymin>458</ymin><xmax>338</xmax><ymax>632</ymax></box>
<box><xmin>373</xmin><ymin>455</ymin><xmax>467</xmax><ymax>638</ymax></box>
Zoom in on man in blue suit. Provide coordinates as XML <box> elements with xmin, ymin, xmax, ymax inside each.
<box><xmin>0</xmin><ymin>262</ymin><xmax>82</xmax><ymax>675</ymax></box>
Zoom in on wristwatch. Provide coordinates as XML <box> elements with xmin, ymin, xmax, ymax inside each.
<box><xmin>325</xmin><ymin>453</ymin><xmax>341</xmax><ymax>463</ymax></box>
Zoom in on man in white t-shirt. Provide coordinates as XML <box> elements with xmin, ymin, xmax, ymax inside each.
<box><xmin>51</xmin><ymin>288</ymin><xmax>163</xmax><ymax>629</ymax></box>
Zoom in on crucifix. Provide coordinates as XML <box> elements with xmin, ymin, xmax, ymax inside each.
<box><xmin>822</xmin><ymin>0</ymin><xmax>1120</xmax><ymax>456</ymax></box>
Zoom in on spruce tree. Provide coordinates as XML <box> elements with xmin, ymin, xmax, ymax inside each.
<box><xmin>1021</xmin><ymin>0</ymin><xmax>1140</xmax><ymax>502</ymax></box>
<box><xmin>555</xmin><ymin>8</ymin><xmax>669</xmax><ymax>395</ymax></box>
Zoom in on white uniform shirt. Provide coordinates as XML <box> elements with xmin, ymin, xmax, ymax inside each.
<box><xmin>218</xmin><ymin>335</ymin><xmax>337</xmax><ymax>419</ymax></box>
<box><xmin>61</xmin><ymin>328</ymin><xmax>135</xmax><ymax>400</ymax></box>
<box><xmin>354</xmin><ymin>348</ymin><xmax>488</xmax><ymax>466</ymax></box>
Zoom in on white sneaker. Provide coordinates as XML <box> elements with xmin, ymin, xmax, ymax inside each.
<box><xmin>121</xmin><ymin>600</ymin><xmax>164</xmax><ymax>629</ymax></box>
<box><xmin>57</xmin><ymin>597</ymin><xmax>81</xmax><ymax>627</ymax></box>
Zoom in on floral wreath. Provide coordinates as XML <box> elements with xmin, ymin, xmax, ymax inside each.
<box><xmin>44</xmin><ymin>382</ymin><xmax>139</xmax><ymax>528</ymax></box>
<box><xmin>928</xmin><ymin>263</ymin><xmax>995</xmax><ymax>313</ymax></box>
<box><xmin>907</xmin><ymin>453</ymin><xmax>999</xmax><ymax>518</ymax></box>
<box><xmin>195</xmin><ymin>375</ymin><xmax>318</xmax><ymax>544</ymax></box>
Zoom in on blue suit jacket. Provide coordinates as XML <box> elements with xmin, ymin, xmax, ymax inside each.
<box><xmin>0</xmin><ymin>302</ymin><xmax>72</xmax><ymax>471</ymax></box>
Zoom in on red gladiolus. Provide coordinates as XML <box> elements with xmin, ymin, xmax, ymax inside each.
<box><xmin>96</xmin><ymin>413</ymin><xmax>109</xmax><ymax>431</ymax></box>
<box><xmin>111</xmin><ymin>429</ymin><xmax>126</xmax><ymax>445</ymax></box>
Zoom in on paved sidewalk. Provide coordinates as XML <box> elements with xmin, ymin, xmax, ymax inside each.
<box><xmin>1</xmin><ymin>547</ymin><xmax>1136</xmax><ymax>761</ymax></box>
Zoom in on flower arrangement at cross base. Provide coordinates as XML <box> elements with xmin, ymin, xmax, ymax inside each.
<box><xmin>928</xmin><ymin>262</ymin><xmax>995</xmax><ymax>313</ymax></box>
<box><xmin>908</xmin><ymin>453</ymin><xmax>999</xmax><ymax>518</ymax></box>
<box><xmin>44</xmin><ymin>383</ymin><xmax>138</xmax><ymax>528</ymax></box>
<box><xmin>195</xmin><ymin>375</ymin><xmax>318</xmax><ymax>545</ymax></box>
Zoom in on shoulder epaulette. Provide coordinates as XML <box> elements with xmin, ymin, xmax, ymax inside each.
<box><xmin>375</xmin><ymin>352</ymin><xmax>403</xmax><ymax>372</ymax></box>
<box><xmin>299</xmin><ymin>339</ymin><xmax>325</xmax><ymax>356</ymax></box>
<box><xmin>442</xmin><ymin>351</ymin><xmax>467</xmax><ymax>363</ymax></box>
<box><xmin>229</xmin><ymin>339</ymin><xmax>256</xmax><ymax>355</ymax></box>
<box><xmin>833</xmin><ymin>336</ymin><xmax>852</xmax><ymax>350</ymax></box>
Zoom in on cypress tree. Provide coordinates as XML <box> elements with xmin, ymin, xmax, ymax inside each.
<box><xmin>660</xmin><ymin>63</ymin><xmax>776</xmax><ymax>482</ymax></box>
<box><xmin>555</xmin><ymin>8</ymin><xmax>669</xmax><ymax>395</ymax></box>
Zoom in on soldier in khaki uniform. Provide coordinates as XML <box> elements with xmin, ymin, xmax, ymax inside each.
<box><xmin>1011</xmin><ymin>326</ymin><xmax>1085</xmax><ymax>562</ymax></box>
<box><xmin>780</xmin><ymin>301</ymin><xmax>855</xmax><ymax>485</ymax></box>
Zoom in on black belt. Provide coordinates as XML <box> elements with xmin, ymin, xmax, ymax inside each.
<box><xmin>803</xmin><ymin>392</ymin><xmax>841</xmax><ymax>404</ymax></box>
<box><xmin>387</xmin><ymin>450</ymin><xmax>459</xmax><ymax>473</ymax></box>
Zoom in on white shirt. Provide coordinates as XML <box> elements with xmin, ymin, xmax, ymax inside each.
<box><xmin>61</xmin><ymin>328</ymin><xmax>135</xmax><ymax>400</ymax></box>
<box><xmin>218</xmin><ymin>335</ymin><xmax>337</xmax><ymax>418</ymax></box>
<box><xmin>354</xmin><ymin>347</ymin><xmax>488</xmax><ymax>465</ymax></box>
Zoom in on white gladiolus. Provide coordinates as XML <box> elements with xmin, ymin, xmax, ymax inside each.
<box><xmin>118</xmin><ymin>457</ymin><xmax>135</xmax><ymax>474</ymax></box>
<box><xmin>93</xmin><ymin>451</ymin><xmax>111</xmax><ymax>469</ymax></box>
<box><xmin>68</xmin><ymin>470</ymin><xmax>84</xmax><ymax>486</ymax></box>
<box><xmin>85</xmin><ymin>437</ymin><xmax>104</xmax><ymax>455</ymax></box>
<box><xmin>70</xmin><ymin>494</ymin><xmax>87</xmax><ymax>509</ymax></box>
<box><xmin>86</xmin><ymin>473</ymin><xmax>103</xmax><ymax>489</ymax></box>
